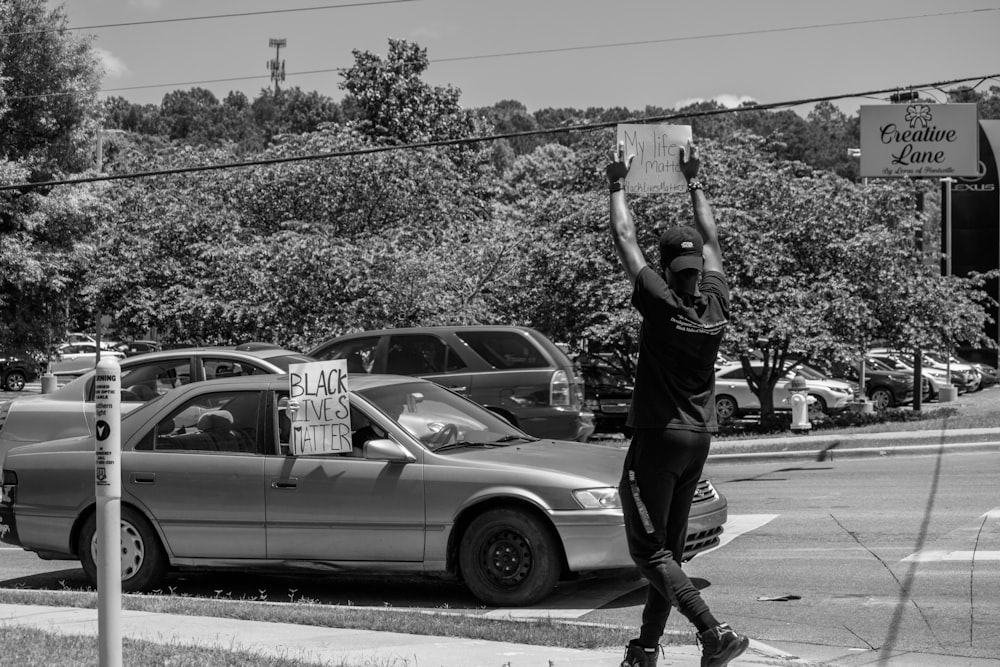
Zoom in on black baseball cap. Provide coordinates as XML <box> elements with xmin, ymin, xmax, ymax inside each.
<box><xmin>659</xmin><ymin>226</ymin><xmax>704</xmax><ymax>272</ymax></box>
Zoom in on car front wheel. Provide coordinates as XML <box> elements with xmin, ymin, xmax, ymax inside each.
<box><xmin>79</xmin><ymin>506</ymin><xmax>168</xmax><ymax>592</ymax></box>
<box><xmin>3</xmin><ymin>371</ymin><xmax>26</xmax><ymax>392</ymax></box>
<box><xmin>715</xmin><ymin>395</ymin><xmax>737</xmax><ymax>422</ymax></box>
<box><xmin>459</xmin><ymin>508</ymin><xmax>560</xmax><ymax>607</ymax></box>
<box><xmin>869</xmin><ymin>387</ymin><xmax>894</xmax><ymax>410</ymax></box>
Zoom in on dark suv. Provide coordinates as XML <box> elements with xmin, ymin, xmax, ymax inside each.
<box><xmin>307</xmin><ymin>326</ymin><xmax>594</xmax><ymax>442</ymax></box>
<box><xmin>0</xmin><ymin>351</ymin><xmax>42</xmax><ymax>392</ymax></box>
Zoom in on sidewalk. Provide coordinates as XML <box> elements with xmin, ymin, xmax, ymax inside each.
<box><xmin>709</xmin><ymin>426</ymin><xmax>1000</xmax><ymax>462</ymax></box>
<box><xmin>0</xmin><ymin>602</ymin><xmax>822</xmax><ymax>666</ymax></box>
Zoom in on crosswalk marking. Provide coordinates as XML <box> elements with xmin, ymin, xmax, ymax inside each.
<box><xmin>902</xmin><ymin>507</ymin><xmax>1000</xmax><ymax>563</ymax></box>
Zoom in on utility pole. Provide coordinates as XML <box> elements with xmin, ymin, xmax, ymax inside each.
<box><xmin>268</xmin><ymin>38</ymin><xmax>286</xmax><ymax>95</ymax></box>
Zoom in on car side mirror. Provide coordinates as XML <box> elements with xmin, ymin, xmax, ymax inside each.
<box><xmin>363</xmin><ymin>438</ymin><xmax>417</xmax><ymax>463</ymax></box>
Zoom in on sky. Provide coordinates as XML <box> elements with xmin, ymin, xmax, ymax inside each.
<box><xmin>60</xmin><ymin>0</ymin><xmax>1000</xmax><ymax>118</ymax></box>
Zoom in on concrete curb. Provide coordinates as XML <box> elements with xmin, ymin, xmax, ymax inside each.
<box><xmin>708</xmin><ymin>427</ymin><xmax>1000</xmax><ymax>462</ymax></box>
<box><xmin>710</xmin><ymin>439</ymin><xmax>1000</xmax><ymax>463</ymax></box>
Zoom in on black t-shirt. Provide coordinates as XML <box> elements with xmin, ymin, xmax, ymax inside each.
<box><xmin>628</xmin><ymin>267</ymin><xmax>730</xmax><ymax>432</ymax></box>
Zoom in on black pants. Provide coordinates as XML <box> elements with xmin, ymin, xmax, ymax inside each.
<box><xmin>619</xmin><ymin>427</ymin><xmax>714</xmax><ymax>645</ymax></box>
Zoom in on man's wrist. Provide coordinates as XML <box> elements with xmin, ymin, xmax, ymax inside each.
<box><xmin>687</xmin><ymin>178</ymin><xmax>704</xmax><ymax>193</ymax></box>
<box><xmin>609</xmin><ymin>180</ymin><xmax>624</xmax><ymax>194</ymax></box>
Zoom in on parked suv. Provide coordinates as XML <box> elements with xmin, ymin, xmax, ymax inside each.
<box><xmin>0</xmin><ymin>351</ymin><xmax>43</xmax><ymax>392</ymax></box>
<box><xmin>575</xmin><ymin>353</ymin><xmax>633</xmax><ymax>434</ymax></box>
<box><xmin>307</xmin><ymin>326</ymin><xmax>594</xmax><ymax>442</ymax></box>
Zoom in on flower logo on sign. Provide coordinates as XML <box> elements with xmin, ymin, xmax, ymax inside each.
<box><xmin>904</xmin><ymin>104</ymin><xmax>932</xmax><ymax>129</ymax></box>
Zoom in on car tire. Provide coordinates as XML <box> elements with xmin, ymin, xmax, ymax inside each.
<box><xmin>79</xmin><ymin>506</ymin><xmax>168</xmax><ymax>592</ymax></box>
<box><xmin>715</xmin><ymin>395</ymin><xmax>737</xmax><ymax>422</ymax></box>
<box><xmin>869</xmin><ymin>386</ymin><xmax>894</xmax><ymax>410</ymax></box>
<box><xmin>459</xmin><ymin>508</ymin><xmax>561</xmax><ymax>607</ymax></box>
<box><xmin>807</xmin><ymin>395</ymin><xmax>827</xmax><ymax>419</ymax></box>
<box><xmin>3</xmin><ymin>371</ymin><xmax>26</xmax><ymax>392</ymax></box>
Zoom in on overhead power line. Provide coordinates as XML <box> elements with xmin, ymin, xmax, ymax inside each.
<box><xmin>433</xmin><ymin>8</ymin><xmax>1000</xmax><ymax>63</ymax></box>
<box><xmin>7</xmin><ymin>7</ymin><xmax>999</xmax><ymax>103</ymax></box>
<box><xmin>0</xmin><ymin>73</ymin><xmax>995</xmax><ymax>193</ymax></box>
<box><xmin>0</xmin><ymin>0</ymin><xmax>419</xmax><ymax>37</ymax></box>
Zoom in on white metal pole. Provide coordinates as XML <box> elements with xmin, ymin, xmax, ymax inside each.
<box><xmin>94</xmin><ymin>358</ymin><xmax>122</xmax><ymax>667</ymax></box>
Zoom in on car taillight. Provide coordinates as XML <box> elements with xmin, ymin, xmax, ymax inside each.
<box><xmin>550</xmin><ymin>370</ymin><xmax>570</xmax><ymax>406</ymax></box>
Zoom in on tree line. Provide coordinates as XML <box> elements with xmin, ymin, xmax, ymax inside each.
<box><xmin>2</xmin><ymin>2</ymin><xmax>997</xmax><ymax>419</ymax></box>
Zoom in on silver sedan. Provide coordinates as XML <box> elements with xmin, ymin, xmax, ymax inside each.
<box><xmin>0</xmin><ymin>374</ymin><xmax>727</xmax><ymax>606</ymax></box>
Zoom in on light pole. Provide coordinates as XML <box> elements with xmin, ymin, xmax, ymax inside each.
<box><xmin>93</xmin><ymin>128</ymin><xmax>126</xmax><ymax>366</ymax></box>
<box><xmin>847</xmin><ymin>148</ymin><xmax>873</xmax><ymax>412</ymax></box>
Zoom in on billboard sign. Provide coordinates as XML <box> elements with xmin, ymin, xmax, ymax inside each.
<box><xmin>860</xmin><ymin>103</ymin><xmax>979</xmax><ymax>178</ymax></box>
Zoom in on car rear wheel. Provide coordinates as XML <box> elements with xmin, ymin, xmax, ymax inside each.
<box><xmin>459</xmin><ymin>508</ymin><xmax>560</xmax><ymax>607</ymax></box>
<box><xmin>79</xmin><ymin>506</ymin><xmax>168</xmax><ymax>592</ymax></box>
<box><xmin>715</xmin><ymin>395</ymin><xmax>737</xmax><ymax>422</ymax></box>
<box><xmin>3</xmin><ymin>371</ymin><xmax>26</xmax><ymax>392</ymax></box>
<box><xmin>869</xmin><ymin>386</ymin><xmax>894</xmax><ymax>410</ymax></box>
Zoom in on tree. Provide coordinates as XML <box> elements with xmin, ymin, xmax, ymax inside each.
<box><xmin>339</xmin><ymin>39</ymin><xmax>477</xmax><ymax>145</ymax></box>
<box><xmin>0</xmin><ymin>0</ymin><xmax>102</xmax><ymax>174</ymax></box>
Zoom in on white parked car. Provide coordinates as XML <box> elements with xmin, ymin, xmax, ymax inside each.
<box><xmin>48</xmin><ymin>343</ymin><xmax>126</xmax><ymax>376</ymax></box>
<box><xmin>867</xmin><ymin>349</ymin><xmax>971</xmax><ymax>398</ymax></box>
<box><xmin>920</xmin><ymin>351</ymin><xmax>981</xmax><ymax>393</ymax></box>
<box><xmin>714</xmin><ymin>362</ymin><xmax>854</xmax><ymax>421</ymax></box>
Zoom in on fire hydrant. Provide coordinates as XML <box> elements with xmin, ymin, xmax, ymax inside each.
<box><xmin>788</xmin><ymin>374</ymin><xmax>816</xmax><ymax>432</ymax></box>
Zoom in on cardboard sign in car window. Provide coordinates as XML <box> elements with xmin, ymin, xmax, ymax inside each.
<box><xmin>616</xmin><ymin>123</ymin><xmax>692</xmax><ymax>194</ymax></box>
<box><xmin>288</xmin><ymin>359</ymin><xmax>352</xmax><ymax>455</ymax></box>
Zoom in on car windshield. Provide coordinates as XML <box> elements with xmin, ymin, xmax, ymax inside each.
<box><xmin>865</xmin><ymin>358</ymin><xmax>895</xmax><ymax>372</ymax></box>
<box><xmin>356</xmin><ymin>381</ymin><xmax>535</xmax><ymax>451</ymax></box>
<box><xmin>788</xmin><ymin>364</ymin><xmax>825</xmax><ymax>380</ymax></box>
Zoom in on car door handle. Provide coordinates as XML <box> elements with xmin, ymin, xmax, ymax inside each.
<box><xmin>271</xmin><ymin>477</ymin><xmax>298</xmax><ymax>489</ymax></box>
<box><xmin>131</xmin><ymin>473</ymin><xmax>156</xmax><ymax>485</ymax></box>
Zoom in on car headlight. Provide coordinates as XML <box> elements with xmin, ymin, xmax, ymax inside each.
<box><xmin>573</xmin><ymin>487</ymin><xmax>621</xmax><ymax>509</ymax></box>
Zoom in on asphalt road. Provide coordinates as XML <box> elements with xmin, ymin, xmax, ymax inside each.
<box><xmin>3</xmin><ymin>446</ymin><xmax>997</xmax><ymax>663</ymax></box>
<box><xmin>3</xmin><ymin>380</ymin><xmax>998</xmax><ymax>664</ymax></box>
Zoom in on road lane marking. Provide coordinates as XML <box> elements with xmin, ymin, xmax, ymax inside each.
<box><xmin>902</xmin><ymin>507</ymin><xmax>1000</xmax><ymax>563</ymax></box>
<box><xmin>484</xmin><ymin>513</ymin><xmax>778</xmax><ymax>620</ymax></box>
<box><xmin>903</xmin><ymin>550</ymin><xmax>1000</xmax><ymax>562</ymax></box>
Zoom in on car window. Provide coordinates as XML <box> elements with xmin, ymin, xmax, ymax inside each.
<box><xmin>455</xmin><ymin>331</ymin><xmax>547</xmax><ymax>370</ymax></box>
<box><xmin>718</xmin><ymin>367</ymin><xmax>745</xmax><ymax>380</ymax></box>
<box><xmin>386</xmin><ymin>335</ymin><xmax>466</xmax><ymax>375</ymax></box>
<box><xmin>311</xmin><ymin>337</ymin><xmax>378</xmax><ymax>373</ymax></box>
<box><xmin>136</xmin><ymin>390</ymin><xmax>261</xmax><ymax>454</ymax></box>
<box><xmin>86</xmin><ymin>360</ymin><xmax>193</xmax><ymax>402</ymax></box>
<box><xmin>272</xmin><ymin>391</ymin><xmax>388</xmax><ymax>457</ymax></box>
<box><xmin>204</xmin><ymin>358</ymin><xmax>270</xmax><ymax>379</ymax></box>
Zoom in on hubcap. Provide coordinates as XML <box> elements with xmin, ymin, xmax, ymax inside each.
<box><xmin>91</xmin><ymin>520</ymin><xmax>145</xmax><ymax>580</ymax></box>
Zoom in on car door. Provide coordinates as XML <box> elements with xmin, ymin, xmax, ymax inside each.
<box><xmin>126</xmin><ymin>389</ymin><xmax>267</xmax><ymax>558</ymax></box>
<box><xmin>263</xmin><ymin>391</ymin><xmax>426</xmax><ymax>562</ymax></box>
<box><xmin>53</xmin><ymin>344</ymin><xmax>96</xmax><ymax>374</ymax></box>
<box><xmin>715</xmin><ymin>366</ymin><xmax>760</xmax><ymax>410</ymax></box>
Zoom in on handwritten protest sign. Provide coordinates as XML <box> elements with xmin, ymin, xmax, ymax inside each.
<box><xmin>288</xmin><ymin>359</ymin><xmax>351</xmax><ymax>455</ymax></box>
<box><xmin>616</xmin><ymin>124</ymin><xmax>692</xmax><ymax>194</ymax></box>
